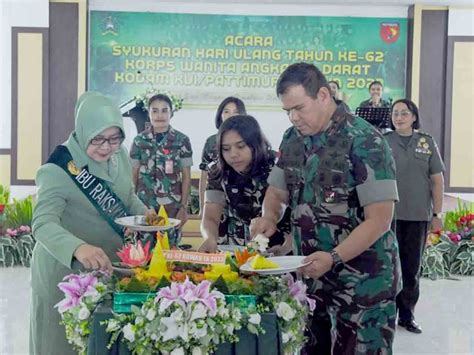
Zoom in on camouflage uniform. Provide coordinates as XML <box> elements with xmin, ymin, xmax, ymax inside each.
<box><xmin>130</xmin><ymin>126</ymin><xmax>193</xmax><ymax>246</ymax></box>
<box><xmin>268</xmin><ymin>104</ymin><xmax>401</xmax><ymax>354</ymax></box>
<box><xmin>200</xmin><ymin>134</ymin><xmax>232</xmax><ymax>237</ymax></box>
<box><xmin>206</xmin><ymin>154</ymin><xmax>290</xmax><ymax>247</ymax></box>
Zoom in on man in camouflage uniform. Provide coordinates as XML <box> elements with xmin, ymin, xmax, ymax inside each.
<box><xmin>251</xmin><ymin>63</ymin><xmax>401</xmax><ymax>354</ymax></box>
<box><xmin>130</xmin><ymin>95</ymin><xmax>193</xmax><ymax>246</ymax></box>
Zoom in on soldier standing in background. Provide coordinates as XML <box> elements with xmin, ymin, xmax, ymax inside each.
<box><xmin>130</xmin><ymin>94</ymin><xmax>193</xmax><ymax>246</ymax></box>
<box><xmin>385</xmin><ymin>99</ymin><xmax>445</xmax><ymax>334</ymax></box>
<box><xmin>251</xmin><ymin>63</ymin><xmax>401</xmax><ymax>355</ymax></box>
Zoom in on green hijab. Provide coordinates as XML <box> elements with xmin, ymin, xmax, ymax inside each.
<box><xmin>66</xmin><ymin>91</ymin><xmax>127</xmax><ymax>182</ymax></box>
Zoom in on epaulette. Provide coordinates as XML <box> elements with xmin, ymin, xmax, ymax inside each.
<box><xmin>282</xmin><ymin>126</ymin><xmax>297</xmax><ymax>139</ymax></box>
<box><xmin>416</xmin><ymin>130</ymin><xmax>433</xmax><ymax>138</ymax></box>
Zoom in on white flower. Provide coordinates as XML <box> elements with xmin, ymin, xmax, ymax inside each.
<box><xmin>218</xmin><ymin>307</ymin><xmax>229</xmax><ymax>318</ymax></box>
<box><xmin>161</xmin><ymin>309</ymin><xmax>189</xmax><ymax>342</ymax></box>
<box><xmin>170</xmin><ymin>347</ymin><xmax>185</xmax><ymax>355</ymax></box>
<box><xmin>232</xmin><ymin>308</ymin><xmax>242</xmax><ymax>323</ymax></box>
<box><xmin>248</xmin><ymin>313</ymin><xmax>261</xmax><ymax>325</ymax></box>
<box><xmin>106</xmin><ymin>319</ymin><xmax>120</xmax><ymax>332</ymax></box>
<box><xmin>123</xmin><ymin>323</ymin><xmax>135</xmax><ymax>342</ymax></box>
<box><xmin>281</xmin><ymin>332</ymin><xmax>290</xmax><ymax>343</ymax></box>
<box><xmin>276</xmin><ymin>302</ymin><xmax>296</xmax><ymax>321</ymax></box>
<box><xmin>250</xmin><ymin>234</ymin><xmax>269</xmax><ymax>252</ymax></box>
<box><xmin>189</xmin><ymin>322</ymin><xmax>207</xmax><ymax>338</ymax></box>
<box><xmin>226</xmin><ymin>324</ymin><xmax>235</xmax><ymax>334</ymax></box>
<box><xmin>190</xmin><ymin>303</ymin><xmax>207</xmax><ymax>322</ymax></box>
<box><xmin>78</xmin><ymin>307</ymin><xmax>90</xmax><ymax>320</ymax></box>
<box><xmin>146</xmin><ymin>308</ymin><xmax>156</xmax><ymax>321</ymax></box>
<box><xmin>192</xmin><ymin>347</ymin><xmax>203</xmax><ymax>355</ymax></box>
<box><xmin>160</xmin><ymin>316</ymin><xmax>179</xmax><ymax>341</ymax></box>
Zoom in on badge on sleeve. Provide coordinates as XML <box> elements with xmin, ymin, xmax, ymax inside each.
<box><xmin>165</xmin><ymin>160</ymin><xmax>173</xmax><ymax>174</ymax></box>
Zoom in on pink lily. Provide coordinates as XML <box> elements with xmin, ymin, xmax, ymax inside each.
<box><xmin>55</xmin><ymin>273</ymin><xmax>98</xmax><ymax>313</ymax></box>
<box><xmin>156</xmin><ymin>278</ymin><xmax>223</xmax><ymax>315</ymax></box>
<box><xmin>283</xmin><ymin>274</ymin><xmax>316</xmax><ymax>312</ymax></box>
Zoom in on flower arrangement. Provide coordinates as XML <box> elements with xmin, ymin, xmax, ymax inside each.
<box><xmin>253</xmin><ymin>274</ymin><xmax>316</xmax><ymax>353</ymax></box>
<box><xmin>0</xmin><ymin>191</ymin><xmax>35</xmax><ymax>267</ymax></box>
<box><xmin>422</xmin><ymin>200</ymin><xmax>474</xmax><ymax>279</ymax></box>
<box><xmin>106</xmin><ymin>277</ymin><xmax>263</xmax><ymax>354</ymax></box>
<box><xmin>58</xmin><ymin>238</ymin><xmax>315</xmax><ymax>354</ymax></box>
<box><xmin>135</xmin><ymin>89</ymin><xmax>184</xmax><ymax>113</ymax></box>
<box><xmin>55</xmin><ymin>272</ymin><xmax>111</xmax><ymax>355</ymax></box>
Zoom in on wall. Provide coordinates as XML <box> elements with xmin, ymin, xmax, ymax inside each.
<box><xmin>2</xmin><ymin>1</ymin><xmax>473</xmax><ymax>199</ymax></box>
<box><xmin>0</xmin><ymin>0</ymin><xmax>48</xmax><ymax>199</ymax></box>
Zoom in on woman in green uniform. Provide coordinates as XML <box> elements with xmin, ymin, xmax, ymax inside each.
<box><xmin>30</xmin><ymin>92</ymin><xmax>147</xmax><ymax>354</ymax></box>
<box><xmin>385</xmin><ymin>98</ymin><xmax>445</xmax><ymax>334</ymax></box>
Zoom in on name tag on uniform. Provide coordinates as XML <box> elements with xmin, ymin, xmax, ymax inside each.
<box><xmin>165</xmin><ymin>159</ymin><xmax>174</xmax><ymax>174</ymax></box>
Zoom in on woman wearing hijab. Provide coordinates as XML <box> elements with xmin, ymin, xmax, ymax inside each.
<box><xmin>29</xmin><ymin>92</ymin><xmax>147</xmax><ymax>354</ymax></box>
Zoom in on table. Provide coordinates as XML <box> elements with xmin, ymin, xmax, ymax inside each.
<box><xmin>87</xmin><ymin>301</ymin><xmax>283</xmax><ymax>355</ymax></box>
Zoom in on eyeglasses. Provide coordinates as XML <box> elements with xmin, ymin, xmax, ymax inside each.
<box><xmin>89</xmin><ymin>135</ymin><xmax>124</xmax><ymax>146</ymax></box>
<box><xmin>392</xmin><ymin>110</ymin><xmax>412</xmax><ymax>117</ymax></box>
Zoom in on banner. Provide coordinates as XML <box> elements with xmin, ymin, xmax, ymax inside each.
<box><xmin>163</xmin><ymin>250</ymin><xmax>226</xmax><ymax>265</ymax></box>
<box><xmin>89</xmin><ymin>11</ymin><xmax>407</xmax><ymax>109</ymax></box>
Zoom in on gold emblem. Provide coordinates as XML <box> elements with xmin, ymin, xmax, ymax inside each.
<box><xmin>419</xmin><ymin>137</ymin><xmax>426</xmax><ymax>143</ymax></box>
<box><xmin>423</xmin><ymin>143</ymin><xmax>429</xmax><ymax>149</ymax></box>
<box><xmin>67</xmin><ymin>160</ymin><xmax>81</xmax><ymax>175</ymax></box>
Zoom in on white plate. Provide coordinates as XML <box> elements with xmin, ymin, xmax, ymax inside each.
<box><xmin>240</xmin><ymin>256</ymin><xmax>310</xmax><ymax>275</ymax></box>
<box><xmin>217</xmin><ymin>244</ymin><xmax>246</xmax><ymax>254</ymax></box>
<box><xmin>114</xmin><ymin>216</ymin><xmax>180</xmax><ymax>232</ymax></box>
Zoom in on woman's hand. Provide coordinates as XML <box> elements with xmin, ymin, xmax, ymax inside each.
<box><xmin>430</xmin><ymin>216</ymin><xmax>443</xmax><ymax>232</ymax></box>
<box><xmin>73</xmin><ymin>244</ymin><xmax>112</xmax><ymax>273</ymax></box>
<box><xmin>198</xmin><ymin>238</ymin><xmax>218</xmax><ymax>253</ymax></box>
<box><xmin>176</xmin><ymin>206</ymin><xmax>188</xmax><ymax>228</ymax></box>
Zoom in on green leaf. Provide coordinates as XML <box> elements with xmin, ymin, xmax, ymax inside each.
<box><xmin>212</xmin><ymin>275</ymin><xmax>230</xmax><ymax>294</ymax></box>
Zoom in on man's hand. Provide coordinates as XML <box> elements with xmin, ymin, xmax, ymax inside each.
<box><xmin>267</xmin><ymin>233</ymin><xmax>293</xmax><ymax>256</ymax></box>
<box><xmin>73</xmin><ymin>244</ymin><xmax>112</xmax><ymax>273</ymax></box>
<box><xmin>299</xmin><ymin>251</ymin><xmax>333</xmax><ymax>279</ymax></box>
<box><xmin>250</xmin><ymin>217</ymin><xmax>277</xmax><ymax>239</ymax></box>
<box><xmin>198</xmin><ymin>238</ymin><xmax>218</xmax><ymax>253</ymax></box>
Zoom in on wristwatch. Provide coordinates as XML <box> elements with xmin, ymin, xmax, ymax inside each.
<box><xmin>433</xmin><ymin>213</ymin><xmax>441</xmax><ymax>218</ymax></box>
<box><xmin>329</xmin><ymin>250</ymin><xmax>344</xmax><ymax>273</ymax></box>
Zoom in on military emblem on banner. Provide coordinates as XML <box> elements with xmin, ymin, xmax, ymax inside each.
<box><xmin>102</xmin><ymin>15</ymin><xmax>118</xmax><ymax>36</ymax></box>
<box><xmin>380</xmin><ymin>23</ymin><xmax>400</xmax><ymax>44</ymax></box>
<box><xmin>67</xmin><ymin>160</ymin><xmax>81</xmax><ymax>176</ymax></box>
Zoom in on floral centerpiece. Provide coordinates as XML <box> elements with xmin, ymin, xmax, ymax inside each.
<box><xmin>107</xmin><ymin>277</ymin><xmax>262</xmax><ymax>355</ymax></box>
<box><xmin>57</xmin><ymin>235</ymin><xmax>316</xmax><ymax>354</ymax></box>
<box><xmin>422</xmin><ymin>200</ymin><xmax>474</xmax><ymax>279</ymax></box>
<box><xmin>55</xmin><ymin>272</ymin><xmax>110</xmax><ymax>355</ymax></box>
